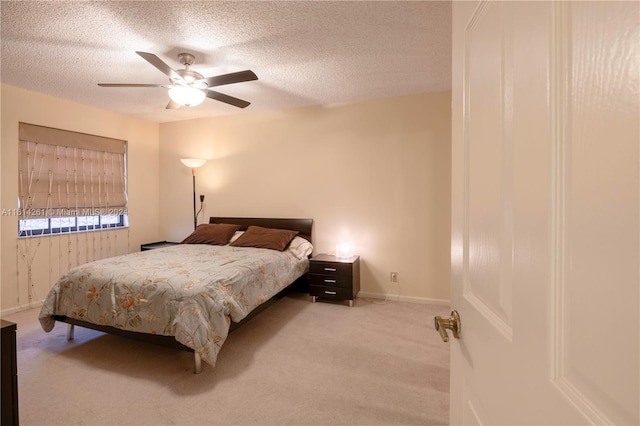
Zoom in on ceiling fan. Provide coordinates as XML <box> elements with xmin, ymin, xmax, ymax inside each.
<box><xmin>98</xmin><ymin>51</ymin><xmax>257</xmax><ymax>109</ymax></box>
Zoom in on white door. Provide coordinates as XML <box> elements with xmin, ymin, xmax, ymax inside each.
<box><xmin>448</xmin><ymin>1</ymin><xmax>639</xmax><ymax>424</ymax></box>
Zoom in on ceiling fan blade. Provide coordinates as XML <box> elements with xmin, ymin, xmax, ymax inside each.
<box><xmin>136</xmin><ymin>51</ymin><xmax>184</xmax><ymax>83</ymax></box>
<box><xmin>98</xmin><ymin>84</ymin><xmax>166</xmax><ymax>87</ymax></box>
<box><xmin>199</xmin><ymin>70</ymin><xmax>258</xmax><ymax>87</ymax></box>
<box><xmin>166</xmin><ymin>99</ymin><xmax>181</xmax><ymax>109</ymax></box>
<box><xmin>205</xmin><ymin>90</ymin><xmax>251</xmax><ymax>108</ymax></box>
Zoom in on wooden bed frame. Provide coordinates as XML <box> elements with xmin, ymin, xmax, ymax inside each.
<box><xmin>52</xmin><ymin>217</ymin><xmax>313</xmax><ymax>373</ymax></box>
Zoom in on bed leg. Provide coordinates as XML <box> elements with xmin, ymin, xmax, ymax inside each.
<box><xmin>67</xmin><ymin>324</ymin><xmax>75</xmax><ymax>340</ymax></box>
<box><xmin>194</xmin><ymin>352</ymin><xmax>202</xmax><ymax>374</ymax></box>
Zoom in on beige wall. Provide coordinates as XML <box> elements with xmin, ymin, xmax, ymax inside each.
<box><xmin>0</xmin><ymin>87</ymin><xmax>450</xmax><ymax>312</ymax></box>
<box><xmin>160</xmin><ymin>92</ymin><xmax>451</xmax><ymax>303</ymax></box>
<box><xmin>0</xmin><ymin>84</ymin><xmax>161</xmax><ymax>313</ymax></box>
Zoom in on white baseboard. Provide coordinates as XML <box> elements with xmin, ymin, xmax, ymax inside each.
<box><xmin>1</xmin><ymin>300</ymin><xmax>44</xmax><ymax>317</ymax></box>
<box><xmin>357</xmin><ymin>291</ymin><xmax>450</xmax><ymax>306</ymax></box>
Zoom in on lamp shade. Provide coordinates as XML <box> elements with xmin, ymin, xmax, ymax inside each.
<box><xmin>180</xmin><ymin>158</ymin><xmax>207</xmax><ymax>168</ymax></box>
<box><xmin>336</xmin><ymin>241</ymin><xmax>354</xmax><ymax>258</ymax></box>
<box><xmin>168</xmin><ymin>86</ymin><xmax>206</xmax><ymax>107</ymax></box>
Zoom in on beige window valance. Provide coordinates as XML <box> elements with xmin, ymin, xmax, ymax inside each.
<box><xmin>18</xmin><ymin>122</ymin><xmax>127</xmax><ymax>214</ymax></box>
<box><xmin>19</xmin><ymin>123</ymin><xmax>125</xmax><ymax>154</ymax></box>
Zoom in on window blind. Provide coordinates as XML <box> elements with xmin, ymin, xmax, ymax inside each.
<box><xmin>18</xmin><ymin>123</ymin><xmax>127</xmax><ymax>216</ymax></box>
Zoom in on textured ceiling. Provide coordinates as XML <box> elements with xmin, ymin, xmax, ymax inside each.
<box><xmin>0</xmin><ymin>1</ymin><xmax>451</xmax><ymax>123</ymax></box>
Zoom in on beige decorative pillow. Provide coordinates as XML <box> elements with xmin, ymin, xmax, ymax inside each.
<box><xmin>288</xmin><ymin>236</ymin><xmax>314</xmax><ymax>259</ymax></box>
<box><xmin>180</xmin><ymin>223</ymin><xmax>242</xmax><ymax>245</ymax></box>
<box><xmin>230</xmin><ymin>225</ymin><xmax>299</xmax><ymax>251</ymax></box>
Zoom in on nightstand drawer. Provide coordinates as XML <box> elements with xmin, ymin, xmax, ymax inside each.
<box><xmin>307</xmin><ymin>273</ymin><xmax>352</xmax><ymax>289</ymax></box>
<box><xmin>309</xmin><ymin>285</ymin><xmax>353</xmax><ymax>300</ymax></box>
<box><xmin>309</xmin><ymin>262</ymin><xmax>352</xmax><ymax>278</ymax></box>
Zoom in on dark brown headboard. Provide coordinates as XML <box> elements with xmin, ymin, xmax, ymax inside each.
<box><xmin>209</xmin><ymin>217</ymin><xmax>313</xmax><ymax>243</ymax></box>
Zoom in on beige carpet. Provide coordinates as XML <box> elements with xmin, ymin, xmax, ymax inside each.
<box><xmin>4</xmin><ymin>293</ymin><xmax>450</xmax><ymax>426</ymax></box>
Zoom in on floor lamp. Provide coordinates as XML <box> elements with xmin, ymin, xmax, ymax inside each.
<box><xmin>180</xmin><ymin>158</ymin><xmax>207</xmax><ymax>230</ymax></box>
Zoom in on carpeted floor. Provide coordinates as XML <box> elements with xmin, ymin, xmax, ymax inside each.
<box><xmin>4</xmin><ymin>293</ymin><xmax>450</xmax><ymax>425</ymax></box>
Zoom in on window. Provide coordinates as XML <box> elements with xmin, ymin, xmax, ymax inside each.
<box><xmin>18</xmin><ymin>215</ymin><xmax>129</xmax><ymax>236</ymax></box>
<box><xmin>17</xmin><ymin>123</ymin><xmax>128</xmax><ymax>237</ymax></box>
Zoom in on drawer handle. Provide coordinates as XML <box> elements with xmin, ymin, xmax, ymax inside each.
<box><xmin>324</xmin><ymin>279</ymin><xmax>337</xmax><ymax>283</ymax></box>
<box><xmin>324</xmin><ymin>267</ymin><xmax>337</xmax><ymax>272</ymax></box>
<box><xmin>324</xmin><ymin>290</ymin><xmax>337</xmax><ymax>295</ymax></box>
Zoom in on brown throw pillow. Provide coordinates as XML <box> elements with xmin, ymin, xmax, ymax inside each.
<box><xmin>230</xmin><ymin>226</ymin><xmax>299</xmax><ymax>251</ymax></box>
<box><xmin>180</xmin><ymin>223</ymin><xmax>242</xmax><ymax>245</ymax></box>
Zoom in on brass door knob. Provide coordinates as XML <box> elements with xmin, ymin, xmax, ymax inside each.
<box><xmin>434</xmin><ymin>310</ymin><xmax>461</xmax><ymax>342</ymax></box>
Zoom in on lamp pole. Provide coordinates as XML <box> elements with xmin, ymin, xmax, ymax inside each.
<box><xmin>180</xmin><ymin>158</ymin><xmax>207</xmax><ymax>230</ymax></box>
<box><xmin>191</xmin><ymin>169</ymin><xmax>197</xmax><ymax>230</ymax></box>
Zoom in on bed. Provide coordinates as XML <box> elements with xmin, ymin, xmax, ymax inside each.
<box><xmin>39</xmin><ymin>217</ymin><xmax>313</xmax><ymax>373</ymax></box>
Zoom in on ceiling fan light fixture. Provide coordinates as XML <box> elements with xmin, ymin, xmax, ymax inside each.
<box><xmin>98</xmin><ymin>52</ymin><xmax>256</xmax><ymax>109</ymax></box>
<box><xmin>168</xmin><ymin>86</ymin><xmax>206</xmax><ymax>107</ymax></box>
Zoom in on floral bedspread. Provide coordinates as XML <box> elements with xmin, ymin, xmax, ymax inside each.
<box><xmin>39</xmin><ymin>244</ymin><xmax>308</xmax><ymax>366</ymax></box>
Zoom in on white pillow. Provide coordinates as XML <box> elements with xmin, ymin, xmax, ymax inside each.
<box><xmin>230</xmin><ymin>232</ymin><xmax>312</xmax><ymax>259</ymax></box>
<box><xmin>229</xmin><ymin>231</ymin><xmax>244</xmax><ymax>244</ymax></box>
<box><xmin>288</xmin><ymin>236</ymin><xmax>313</xmax><ymax>260</ymax></box>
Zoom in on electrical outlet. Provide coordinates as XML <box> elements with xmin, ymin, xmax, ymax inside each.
<box><xmin>390</xmin><ymin>272</ymin><xmax>398</xmax><ymax>282</ymax></box>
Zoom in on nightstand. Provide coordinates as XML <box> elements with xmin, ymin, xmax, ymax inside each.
<box><xmin>1</xmin><ymin>320</ymin><xmax>18</xmax><ymax>426</ymax></box>
<box><xmin>140</xmin><ymin>241</ymin><xmax>179</xmax><ymax>251</ymax></box>
<box><xmin>308</xmin><ymin>254</ymin><xmax>360</xmax><ymax>307</ymax></box>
